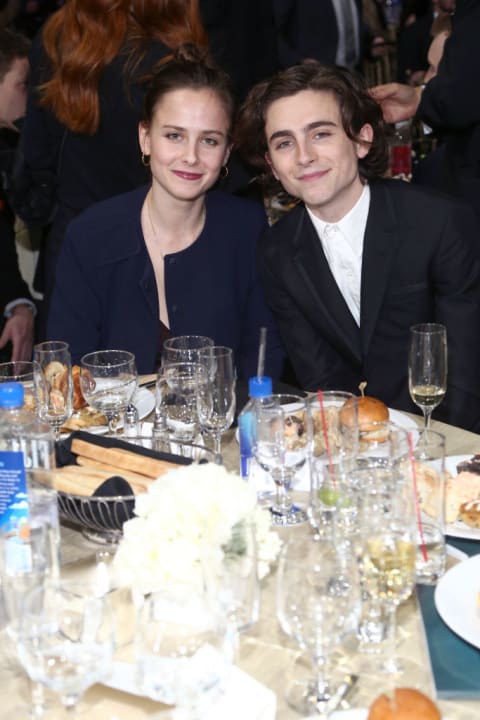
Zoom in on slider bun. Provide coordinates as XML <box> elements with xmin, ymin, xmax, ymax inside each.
<box><xmin>368</xmin><ymin>688</ymin><xmax>441</xmax><ymax>720</ymax></box>
<box><xmin>339</xmin><ymin>395</ymin><xmax>389</xmax><ymax>431</ymax></box>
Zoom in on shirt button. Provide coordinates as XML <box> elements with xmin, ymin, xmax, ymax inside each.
<box><xmin>171</xmin><ymin>304</ymin><xmax>178</xmax><ymax>313</ymax></box>
<box><xmin>169</xmin><ymin>257</ymin><xmax>176</xmax><ymax>265</ymax></box>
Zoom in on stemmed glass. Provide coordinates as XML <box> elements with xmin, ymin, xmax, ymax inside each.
<box><xmin>33</xmin><ymin>341</ymin><xmax>73</xmax><ymax>439</ymax></box>
<box><xmin>408</xmin><ymin>323</ymin><xmax>447</xmax><ymax>431</ymax></box>
<box><xmin>277</xmin><ymin>537</ymin><xmax>360</xmax><ymax>715</ymax></box>
<box><xmin>80</xmin><ymin>350</ymin><xmax>137</xmax><ymax>433</ymax></box>
<box><xmin>15</xmin><ymin>581</ymin><xmax>115</xmax><ymax>714</ymax></box>
<box><xmin>357</xmin><ymin>465</ymin><xmax>416</xmax><ymax>674</ymax></box>
<box><xmin>253</xmin><ymin>394</ymin><xmax>310</xmax><ymax>525</ymax></box>
<box><xmin>196</xmin><ymin>346</ymin><xmax>236</xmax><ymax>461</ymax></box>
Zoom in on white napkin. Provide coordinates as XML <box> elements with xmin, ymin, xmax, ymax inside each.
<box><xmin>103</xmin><ymin>659</ymin><xmax>276</xmax><ymax>720</ymax></box>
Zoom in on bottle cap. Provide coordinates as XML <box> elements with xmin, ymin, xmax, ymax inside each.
<box><xmin>248</xmin><ymin>376</ymin><xmax>272</xmax><ymax>398</ymax></box>
<box><xmin>0</xmin><ymin>382</ymin><xmax>24</xmax><ymax>408</ymax></box>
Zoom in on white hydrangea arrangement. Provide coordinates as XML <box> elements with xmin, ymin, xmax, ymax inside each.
<box><xmin>113</xmin><ymin>462</ymin><xmax>281</xmax><ymax>595</ymax></box>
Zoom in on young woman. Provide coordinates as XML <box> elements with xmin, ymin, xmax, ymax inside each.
<box><xmin>47</xmin><ymin>46</ymin><xmax>284</xmax><ymax>380</ymax></box>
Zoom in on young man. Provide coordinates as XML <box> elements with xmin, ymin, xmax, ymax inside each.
<box><xmin>0</xmin><ymin>27</ymin><xmax>35</xmax><ymax>362</ymax></box>
<box><xmin>237</xmin><ymin>62</ymin><xmax>480</xmax><ymax>431</ymax></box>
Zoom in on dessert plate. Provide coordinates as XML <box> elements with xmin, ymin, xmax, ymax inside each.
<box><xmin>445</xmin><ymin>455</ymin><xmax>480</xmax><ymax>541</ymax></box>
<box><xmin>435</xmin><ymin>553</ymin><xmax>480</xmax><ymax>649</ymax></box>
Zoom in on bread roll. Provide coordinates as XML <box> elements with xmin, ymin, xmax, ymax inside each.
<box><xmin>339</xmin><ymin>396</ymin><xmax>389</xmax><ymax>438</ymax></box>
<box><xmin>368</xmin><ymin>688</ymin><xmax>441</xmax><ymax>720</ymax></box>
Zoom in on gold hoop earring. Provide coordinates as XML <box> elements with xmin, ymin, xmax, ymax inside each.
<box><xmin>220</xmin><ymin>165</ymin><xmax>229</xmax><ymax>179</ymax></box>
<box><xmin>141</xmin><ymin>152</ymin><xmax>150</xmax><ymax>167</ymax></box>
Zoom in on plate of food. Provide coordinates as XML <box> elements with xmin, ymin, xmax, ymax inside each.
<box><xmin>62</xmin><ymin>366</ymin><xmax>155</xmax><ymax>433</ymax></box>
<box><xmin>434</xmin><ymin>553</ymin><xmax>480</xmax><ymax>649</ymax></box>
<box><xmin>442</xmin><ymin>455</ymin><xmax>480</xmax><ymax>540</ymax></box>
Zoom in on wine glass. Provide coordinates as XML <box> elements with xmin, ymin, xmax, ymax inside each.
<box><xmin>80</xmin><ymin>350</ymin><xmax>137</xmax><ymax>433</ymax></box>
<box><xmin>357</xmin><ymin>465</ymin><xmax>416</xmax><ymax>674</ymax></box>
<box><xmin>162</xmin><ymin>335</ymin><xmax>214</xmax><ymax>365</ymax></box>
<box><xmin>135</xmin><ymin>581</ymin><xmax>234</xmax><ymax>718</ymax></box>
<box><xmin>277</xmin><ymin>537</ymin><xmax>360</xmax><ymax>715</ymax></box>
<box><xmin>33</xmin><ymin>341</ymin><xmax>73</xmax><ymax>439</ymax></box>
<box><xmin>253</xmin><ymin>394</ymin><xmax>310</xmax><ymax>525</ymax></box>
<box><xmin>408</xmin><ymin>323</ymin><xmax>447</xmax><ymax>431</ymax></box>
<box><xmin>196</xmin><ymin>346</ymin><xmax>236</xmax><ymax>461</ymax></box>
<box><xmin>15</xmin><ymin>581</ymin><xmax>115</xmax><ymax>714</ymax></box>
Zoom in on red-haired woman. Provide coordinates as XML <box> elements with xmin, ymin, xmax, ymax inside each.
<box><xmin>15</xmin><ymin>0</ymin><xmax>206</xmax><ymax>325</ymax></box>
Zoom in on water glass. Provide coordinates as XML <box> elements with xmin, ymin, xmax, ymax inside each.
<box><xmin>135</xmin><ymin>582</ymin><xmax>233</xmax><ymax>715</ymax></box>
<box><xmin>156</xmin><ymin>362</ymin><xmax>208</xmax><ymax>442</ymax></box>
<box><xmin>0</xmin><ymin>361</ymin><xmax>37</xmax><ymax>412</ymax></box>
<box><xmin>162</xmin><ymin>335</ymin><xmax>214</xmax><ymax>365</ymax></box>
<box><xmin>401</xmin><ymin>428</ymin><xmax>446</xmax><ymax>584</ymax></box>
<box><xmin>80</xmin><ymin>349</ymin><xmax>137</xmax><ymax>433</ymax></box>
<box><xmin>307</xmin><ymin>391</ymin><xmax>355</xmax><ymax>460</ymax></box>
<box><xmin>16</xmin><ymin>581</ymin><xmax>115</xmax><ymax>711</ymax></box>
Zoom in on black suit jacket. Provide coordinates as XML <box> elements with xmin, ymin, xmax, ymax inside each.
<box><xmin>273</xmin><ymin>0</ymin><xmax>364</xmax><ymax>68</ymax></box>
<box><xmin>416</xmin><ymin>0</ymin><xmax>480</xmax><ymax>219</ymax></box>
<box><xmin>259</xmin><ymin>179</ymin><xmax>480</xmax><ymax>431</ymax></box>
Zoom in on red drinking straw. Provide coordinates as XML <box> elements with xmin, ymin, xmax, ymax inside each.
<box><xmin>408</xmin><ymin>431</ymin><xmax>428</xmax><ymax>562</ymax></box>
<box><xmin>317</xmin><ymin>389</ymin><xmax>334</xmax><ymax>475</ymax></box>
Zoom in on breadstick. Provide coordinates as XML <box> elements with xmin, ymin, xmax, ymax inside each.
<box><xmin>54</xmin><ymin>466</ymin><xmax>148</xmax><ymax>496</ymax></box>
<box><xmin>76</xmin><ymin>455</ymin><xmax>151</xmax><ymax>488</ymax></box>
<box><xmin>71</xmin><ymin>438</ymin><xmax>179</xmax><ymax>478</ymax></box>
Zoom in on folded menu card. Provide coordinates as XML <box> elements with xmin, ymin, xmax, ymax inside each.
<box><xmin>417</xmin><ymin>584</ymin><xmax>480</xmax><ymax>699</ymax></box>
<box><xmin>103</xmin><ymin>660</ymin><xmax>277</xmax><ymax>720</ymax></box>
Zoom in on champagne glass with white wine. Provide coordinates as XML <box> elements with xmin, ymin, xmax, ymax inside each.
<box><xmin>408</xmin><ymin>323</ymin><xmax>447</xmax><ymax>431</ymax></box>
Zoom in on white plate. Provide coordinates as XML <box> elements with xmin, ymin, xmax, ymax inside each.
<box><xmin>444</xmin><ymin>454</ymin><xmax>480</xmax><ymax>541</ymax></box>
<box><xmin>82</xmin><ymin>386</ymin><xmax>155</xmax><ymax>435</ymax></box>
<box><xmin>388</xmin><ymin>407</ymin><xmax>417</xmax><ymax>432</ymax></box>
<box><xmin>434</xmin><ymin>553</ymin><xmax>480</xmax><ymax>649</ymax></box>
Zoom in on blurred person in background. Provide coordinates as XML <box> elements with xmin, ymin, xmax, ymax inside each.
<box><xmin>371</xmin><ymin>0</ymin><xmax>480</xmax><ymax>224</ymax></box>
<box><xmin>0</xmin><ymin>27</ymin><xmax>35</xmax><ymax>361</ymax></box>
<box><xmin>12</xmin><ymin>0</ymin><xmax>207</xmax><ymax>337</ymax></box>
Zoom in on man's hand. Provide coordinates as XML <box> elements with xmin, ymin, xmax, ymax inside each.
<box><xmin>369</xmin><ymin>83</ymin><xmax>423</xmax><ymax>124</ymax></box>
<box><xmin>0</xmin><ymin>305</ymin><xmax>35</xmax><ymax>361</ymax></box>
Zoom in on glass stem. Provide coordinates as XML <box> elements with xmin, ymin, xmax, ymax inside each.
<box><xmin>213</xmin><ymin>433</ymin><xmax>223</xmax><ymax>462</ymax></box>
<box><xmin>423</xmin><ymin>407</ymin><xmax>433</xmax><ymax>431</ymax></box>
<box><xmin>383</xmin><ymin>604</ymin><xmax>399</xmax><ymax>673</ymax></box>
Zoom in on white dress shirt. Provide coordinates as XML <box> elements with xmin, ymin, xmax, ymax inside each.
<box><xmin>306</xmin><ymin>184</ymin><xmax>370</xmax><ymax>326</ymax></box>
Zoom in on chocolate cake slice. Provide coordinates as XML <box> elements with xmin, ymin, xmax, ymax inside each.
<box><xmin>456</xmin><ymin>454</ymin><xmax>480</xmax><ymax>475</ymax></box>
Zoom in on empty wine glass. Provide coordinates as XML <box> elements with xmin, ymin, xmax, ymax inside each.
<box><xmin>162</xmin><ymin>335</ymin><xmax>214</xmax><ymax>365</ymax></box>
<box><xmin>253</xmin><ymin>394</ymin><xmax>310</xmax><ymax>525</ymax></box>
<box><xmin>80</xmin><ymin>350</ymin><xmax>137</xmax><ymax>433</ymax></box>
<box><xmin>135</xmin><ymin>581</ymin><xmax>234</xmax><ymax>718</ymax></box>
<box><xmin>33</xmin><ymin>341</ymin><xmax>73</xmax><ymax>439</ymax></box>
<box><xmin>277</xmin><ymin>537</ymin><xmax>360</xmax><ymax>715</ymax></box>
<box><xmin>408</xmin><ymin>323</ymin><xmax>447</xmax><ymax>431</ymax></box>
<box><xmin>16</xmin><ymin>581</ymin><xmax>115</xmax><ymax>714</ymax></box>
<box><xmin>196</xmin><ymin>346</ymin><xmax>236</xmax><ymax>461</ymax></box>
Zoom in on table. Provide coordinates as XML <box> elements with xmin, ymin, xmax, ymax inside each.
<box><xmin>1</xmin><ymin>414</ymin><xmax>479</xmax><ymax>719</ymax></box>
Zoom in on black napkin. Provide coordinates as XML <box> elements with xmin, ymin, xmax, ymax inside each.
<box><xmin>55</xmin><ymin>430</ymin><xmax>192</xmax><ymax>469</ymax></box>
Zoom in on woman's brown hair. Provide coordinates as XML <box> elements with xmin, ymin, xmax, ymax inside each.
<box><xmin>40</xmin><ymin>0</ymin><xmax>207</xmax><ymax>135</ymax></box>
<box><xmin>236</xmin><ymin>62</ymin><xmax>389</xmax><ymax>186</ymax></box>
